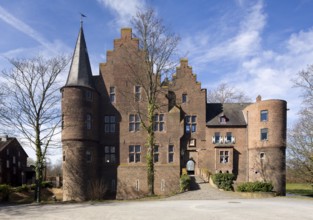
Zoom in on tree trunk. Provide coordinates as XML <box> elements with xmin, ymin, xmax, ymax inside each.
<box><xmin>147</xmin><ymin>103</ymin><xmax>155</xmax><ymax>196</ymax></box>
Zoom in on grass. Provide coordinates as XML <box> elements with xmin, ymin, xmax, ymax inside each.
<box><xmin>286</xmin><ymin>183</ymin><xmax>313</xmax><ymax>197</ymax></box>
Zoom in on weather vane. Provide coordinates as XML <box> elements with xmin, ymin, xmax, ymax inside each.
<box><xmin>80</xmin><ymin>13</ymin><xmax>87</xmax><ymax>26</ymax></box>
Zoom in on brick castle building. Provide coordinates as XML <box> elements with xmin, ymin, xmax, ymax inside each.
<box><xmin>61</xmin><ymin>24</ymin><xmax>287</xmax><ymax>201</ymax></box>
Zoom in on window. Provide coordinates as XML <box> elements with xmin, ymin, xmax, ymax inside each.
<box><xmin>13</xmin><ymin>167</ymin><xmax>16</xmax><ymax>175</ymax></box>
<box><xmin>260</xmin><ymin>152</ymin><xmax>265</xmax><ymax>160</ymax></box>
<box><xmin>104</xmin><ymin>115</ymin><xmax>116</xmax><ymax>133</ymax></box>
<box><xmin>168</xmin><ymin>145</ymin><xmax>174</xmax><ymax>163</ymax></box>
<box><xmin>6</xmin><ymin>149</ymin><xmax>9</xmax><ymax>155</ymax></box>
<box><xmin>185</xmin><ymin>115</ymin><xmax>197</xmax><ymax>133</ymax></box>
<box><xmin>135</xmin><ymin>85</ymin><xmax>141</xmax><ymax>101</ymax></box>
<box><xmin>261</xmin><ymin>128</ymin><xmax>268</xmax><ymax>140</ymax></box>
<box><xmin>85</xmin><ymin>90</ymin><xmax>93</xmax><ymax>101</ymax></box>
<box><xmin>86</xmin><ymin>150</ymin><xmax>92</xmax><ymax>162</ymax></box>
<box><xmin>13</xmin><ymin>156</ymin><xmax>16</xmax><ymax>164</ymax></box>
<box><xmin>6</xmin><ymin>160</ymin><xmax>9</xmax><ymax>168</ymax></box>
<box><xmin>153</xmin><ymin>145</ymin><xmax>159</xmax><ymax>163</ymax></box>
<box><xmin>63</xmin><ymin>151</ymin><xmax>66</xmax><ymax>162</ymax></box>
<box><xmin>129</xmin><ymin>145</ymin><xmax>141</xmax><ymax>163</ymax></box>
<box><xmin>182</xmin><ymin>94</ymin><xmax>187</xmax><ymax>103</ymax></box>
<box><xmin>212</xmin><ymin>132</ymin><xmax>221</xmax><ymax>144</ymax></box>
<box><xmin>18</xmin><ymin>151</ymin><xmax>21</xmax><ymax>157</ymax></box>
<box><xmin>220</xmin><ymin>151</ymin><xmax>229</xmax><ymax>163</ymax></box>
<box><xmin>261</xmin><ymin>110</ymin><xmax>268</xmax><ymax>121</ymax></box>
<box><xmin>135</xmin><ymin>179</ymin><xmax>140</xmax><ymax>191</ymax></box>
<box><xmin>110</xmin><ymin>86</ymin><xmax>115</xmax><ymax>103</ymax></box>
<box><xmin>129</xmin><ymin>114</ymin><xmax>140</xmax><ymax>132</ymax></box>
<box><xmin>86</xmin><ymin>114</ymin><xmax>92</xmax><ymax>130</ymax></box>
<box><xmin>104</xmin><ymin>146</ymin><xmax>116</xmax><ymax>163</ymax></box>
<box><xmin>18</xmin><ymin>161</ymin><xmax>21</xmax><ymax>168</ymax></box>
<box><xmin>153</xmin><ymin>114</ymin><xmax>164</xmax><ymax>131</ymax></box>
<box><xmin>225</xmin><ymin>132</ymin><xmax>232</xmax><ymax>144</ymax></box>
<box><xmin>62</xmin><ymin>114</ymin><xmax>64</xmax><ymax>130</ymax></box>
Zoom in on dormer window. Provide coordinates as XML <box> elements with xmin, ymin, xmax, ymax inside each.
<box><xmin>219</xmin><ymin>114</ymin><xmax>228</xmax><ymax>124</ymax></box>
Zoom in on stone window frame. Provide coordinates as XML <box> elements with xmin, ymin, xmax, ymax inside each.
<box><xmin>153</xmin><ymin>145</ymin><xmax>159</xmax><ymax>163</ymax></box>
<box><xmin>86</xmin><ymin>150</ymin><xmax>92</xmax><ymax>163</ymax></box>
<box><xmin>168</xmin><ymin>144</ymin><xmax>174</xmax><ymax>163</ymax></box>
<box><xmin>135</xmin><ymin>85</ymin><xmax>141</xmax><ymax>102</ymax></box>
<box><xmin>86</xmin><ymin>113</ymin><xmax>92</xmax><ymax>130</ymax></box>
<box><xmin>129</xmin><ymin>114</ymin><xmax>140</xmax><ymax>132</ymax></box>
<box><xmin>219</xmin><ymin>150</ymin><xmax>229</xmax><ymax>163</ymax></box>
<box><xmin>153</xmin><ymin>114</ymin><xmax>165</xmax><ymax>132</ymax></box>
<box><xmin>109</xmin><ymin>86</ymin><xmax>115</xmax><ymax>103</ymax></box>
<box><xmin>104</xmin><ymin>115</ymin><xmax>116</xmax><ymax>133</ymax></box>
<box><xmin>260</xmin><ymin>128</ymin><xmax>268</xmax><ymax>141</ymax></box>
<box><xmin>104</xmin><ymin>146</ymin><xmax>116</xmax><ymax>163</ymax></box>
<box><xmin>85</xmin><ymin>90</ymin><xmax>93</xmax><ymax>101</ymax></box>
<box><xmin>182</xmin><ymin>93</ymin><xmax>187</xmax><ymax>103</ymax></box>
<box><xmin>260</xmin><ymin>110</ymin><xmax>268</xmax><ymax>122</ymax></box>
<box><xmin>129</xmin><ymin>145</ymin><xmax>141</xmax><ymax>163</ymax></box>
<box><xmin>185</xmin><ymin>115</ymin><xmax>197</xmax><ymax>133</ymax></box>
<box><xmin>260</xmin><ymin>152</ymin><xmax>266</xmax><ymax>160</ymax></box>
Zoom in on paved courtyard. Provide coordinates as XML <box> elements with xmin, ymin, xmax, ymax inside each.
<box><xmin>0</xmin><ymin>197</ymin><xmax>312</xmax><ymax>220</ymax></box>
<box><xmin>1</xmin><ymin>178</ymin><xmax>312</xmax><ymax>220</ymax></box>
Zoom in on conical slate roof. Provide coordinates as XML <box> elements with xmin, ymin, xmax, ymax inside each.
<box><xmin>65</xmin><ymin>24</ymin><xmax>95</xmax><ymax>89</ymax></box>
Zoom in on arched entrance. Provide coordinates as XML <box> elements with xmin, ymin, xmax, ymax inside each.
<box><xmin>186</xmin><ymin>159</ymin><xmax>195</xmax><ymax>175</ymax></box>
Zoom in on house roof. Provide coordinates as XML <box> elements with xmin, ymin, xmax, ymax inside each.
<box><xmin>206</xmin><ymin>103</ymin><xmax>251</xmax><ymax>127</ymax></box>
<box><xmin>0</xmin><ymin>137</ymin><xmax>28</xmax><ymax>157</ymax></box>
<box><xmin>65</xmin><ymin>24</ymin><xmax>95</xmax><ymax>89</ymax></box>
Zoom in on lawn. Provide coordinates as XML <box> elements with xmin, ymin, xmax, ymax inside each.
<box><xmin>286</xmin><ymin>183</ymin><xmax>313</xmax><ymax>197</ymax></box>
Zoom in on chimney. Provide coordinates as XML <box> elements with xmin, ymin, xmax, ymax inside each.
<box><xmin>0</xmin><ymin>135</ymin><xmax>8</xmax><ymax>142</ymax></box>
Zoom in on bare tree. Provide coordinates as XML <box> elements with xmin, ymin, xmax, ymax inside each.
<box><xmin>120</xmin><ymin>8</ymin><xmax>180</xmax><ymax>196</ymax></box>
<box><xmin>0</xmin><ymin>55</ymin><xmax>69</xmax><ymax>202</ymax></box>
<box><xmin>288</xmin><ymin>65</ymin><xmax>313</xmax><ymax>182</ymax></box>
<box><xmin>207</xmin><ymin>82</ymin><xmax>251</xmax><ymax>103</ymax></box>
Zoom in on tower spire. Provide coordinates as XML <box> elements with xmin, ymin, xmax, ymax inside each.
<box><xmin>65</xmin><ymin>21</ymin><xmax>95</xmax><ymax>89</ymax></box>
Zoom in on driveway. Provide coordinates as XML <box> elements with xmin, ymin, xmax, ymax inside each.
<box><xmin>0</xmin><ymin>197</ymin><xmax>312</xmax><ymax>220</ymax></box>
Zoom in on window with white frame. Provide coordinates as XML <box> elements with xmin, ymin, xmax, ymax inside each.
<box><xmin>220</xmin><ymin>150</ymin><xmax>229</xmax><ymax>163</ymax></box>
<box><xmin>153</xmin><ymin>114</ymin><xmax>164</xmax><ymax>131</ymax></box>
<box><xmin>104</xmin><ymin>115</ymin><xmax>116</xmax><ymax>133</ymax></box>
<box><xmin>212</xmin><ymin>132</ymin><xmax>221</xmax><ymax>144</ymax></box>
<box><xmin>129</xmin><ymin>145</ymin><xmax>141</xmax><ymax>163</ymax></box>
<box><xmin>185</xmin><ymin>115</ymin><xmax>197</xmax><ymax>133</ymax></box>
<box><xmin>225</xmin><ymin>132</ymin><xmax>232</xmax><ymax>143</ymax></box>
<box><xmin>129</xmin><ymin>114</ymin><xmax>140</xmax><ymax>132</ymax></box>
<box><xmin>110</xmin><ymin>86</ymin><xmax>115</xmax><ymax>103</ymax></box>
<box><xmin>104</xmin><ymin>146</ymin><xmax>116</xmax><ymax>163</ymax></box>
<box><xmin>260</xmin><ymin>110</ymin><xmax>268</xmax><ymax>121</ymax></box>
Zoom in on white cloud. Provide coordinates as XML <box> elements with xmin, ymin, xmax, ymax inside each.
<box><xmin>0</xmin><ymin>6</ymin><xmax>61</xmax><ymax>54</ymax></box>
<box><xmin>97</xmin><ymin>0</ymin><xmax>146</xmax><ymax>27</ymax></box>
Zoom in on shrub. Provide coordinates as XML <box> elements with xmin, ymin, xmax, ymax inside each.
<box><xmin>41</xmin><ymin>181</ymin><xmax>53</xmax><ymax>188</ymax></box>
<box><xmin>180</xmin><ymin>174</ymin><xmax>191</xmax><ymax>192</ymax></box>
<box><xmin>0</xmin><ymin>184</ymin><xmax>12</xmax><ymax>202</ymax></box>
<box><xmin>30</xmin><ymin>184</ymin><xmax>36</xmax><ymax>190</ymax></box>
<box><xmin>15</xmin><ymin>184</ymin><xmax>29</xmax><ymax>192</ymax></box>
<box><xmin>212</xmin><ymin>173</ymin><xmax>235</xmax><ymax>191</ymax></box>
<box><xmin>237</xmin><ymin>181</ymin><xmax>273</xmax><ymax>192</ymax></box>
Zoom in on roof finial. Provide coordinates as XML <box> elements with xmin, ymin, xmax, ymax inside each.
<box><xmin>80</xmin><ymin>13</ymin><xmax>87</xmax><ymax>27</ymax></box>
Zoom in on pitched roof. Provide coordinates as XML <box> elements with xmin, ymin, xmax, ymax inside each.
<box><xmin>0</xmin><ymin>137</ymin><xmax>28</xmax><ymax>157</ymax></box>
<box><xmin>65</xmin><ymin>25</ymin><xmax>95</xmax><ymax>89</ymax></box>
<box><xmin>206</xmin><ymin>103</ymin><xmax>251</xmax><ymax>127</ymax></box>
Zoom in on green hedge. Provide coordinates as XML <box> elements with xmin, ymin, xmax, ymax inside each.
<box><xmin>180</xmin><ymin>174</ymin><xmax>191</xmax><ymax>192</ymax></box>
<box><xmin>212</xmin><ymin>173</ymin><xmax>235</xmax><ymax>191</ymax></box>
<box><xmin>237</xmin><ymin>181</ymin><xmax>273</xmax><ymax>192</ymax></box>
<box><xmin>0</xmin><ymin>184</ymin><xmax>12</xmax><ymax>202</ymax></box>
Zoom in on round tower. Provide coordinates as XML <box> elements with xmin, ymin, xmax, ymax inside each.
<box><xmin>61</xmin><ymin>24</ymin><xmax>99</xmax><ymax>201</ymax></box>
<box><xmin>244</xmin><ymin>96</ymin><xmax>287</xmax><ymax>195</ymax></box>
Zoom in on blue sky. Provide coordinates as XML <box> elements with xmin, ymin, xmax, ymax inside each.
<box><xmin>1</xmin><ymin>0</ymin><xmax>313</xmax><ymax>161</ymax></box>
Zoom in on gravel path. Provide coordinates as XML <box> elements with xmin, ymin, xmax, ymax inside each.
<box><xmin>164</xmin><ymin>175</ymin><xmax>244</xmax><ymax>200</ymax></box>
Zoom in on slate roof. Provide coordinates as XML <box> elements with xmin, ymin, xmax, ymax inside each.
<box><xmin>65</xmin><ymin>25</ymin><xmax>95</xmax><ymax>89</ymax></box>
<box><xmin>206</xmin><ymin>103</ymin><xmax>251</xmax><ymax>127</ymax></box>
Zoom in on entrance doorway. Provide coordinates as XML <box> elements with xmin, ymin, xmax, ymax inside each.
<box><xmin>186</xmin><ymin>159</ymin><xmax>195</xmax><ymax>175</ymax></box>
